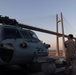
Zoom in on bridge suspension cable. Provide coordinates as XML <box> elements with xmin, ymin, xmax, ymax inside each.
<box><xmin>63</xmin><ymin>16</ymin><xmax>76</xmax><ymax>36</ymax></box>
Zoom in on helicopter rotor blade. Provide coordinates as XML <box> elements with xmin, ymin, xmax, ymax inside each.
<box><xmin>18</xmin><ymin>23</ymin><xmax>69</xmax><ymax>38</ymax></box>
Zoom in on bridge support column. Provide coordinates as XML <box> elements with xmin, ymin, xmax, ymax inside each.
<box><xmin>61</xmin><ymin>13</ymin><xmax>65</xmax><ymax>57</ymax></box>
<box><xmin>56</xmin><ymin>14</ymin><xmax>59</xmax><ymax>56</ymax></box>
<box><xmin>56</xmin><ymin>12</ymin><xmax>66</xmax><ymax>57</ymax></box>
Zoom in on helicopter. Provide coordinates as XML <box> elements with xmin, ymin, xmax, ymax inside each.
<box><xmin>0</xmin><ymin>15</ymin><xmax>59</xmax><ymax>75</ymax></box>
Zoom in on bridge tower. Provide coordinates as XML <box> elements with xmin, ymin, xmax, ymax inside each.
<box><xmin>56</xmin><ymin>12</ymin><xmax>65</xmax><ymax>57</ymax></box>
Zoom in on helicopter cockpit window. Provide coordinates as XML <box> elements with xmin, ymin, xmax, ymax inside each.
<box><xmin>29</xmin><ymin>31</ymin><xmax>38</xmax><ymax>39</ymax></box>
<box><xmin>2</xmin><ymin>28</ymin><xmax>22</xmax><ymax>40</ymax></box>
<box><xmin>20</xmin><ymin>30</ymin><xmax>31</xmax><ymax>39</ymax></box>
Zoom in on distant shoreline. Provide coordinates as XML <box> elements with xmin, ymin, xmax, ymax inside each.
<box><xmin>48</xmin><ymin>50</ymin><xmax>63</xmax><ymax>56</ymax></box>
<box><xmin>49</xmin><ymin>50</ymin><xmax>63</xmax><ymax>52</ymax></box>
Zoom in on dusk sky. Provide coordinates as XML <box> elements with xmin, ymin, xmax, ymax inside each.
<box><xmin>0</xmin><ymin>0</ymin><xmax>76</xmax><ymax>50</ymax></box>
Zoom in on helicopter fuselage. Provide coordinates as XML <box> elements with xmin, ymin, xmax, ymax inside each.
<box><xmin>0</xmin><ymin>25</ymin><xmax>49</xmax><ymax>65</ymax></box>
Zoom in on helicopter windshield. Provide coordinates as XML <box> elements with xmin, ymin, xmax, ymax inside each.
<box><xmin>28</xmin><ymin>31</ymin><xmax>38</xmax><ymax>39</ymax></box>
<box><xmin>20</xmin><ymin>30</ymin><xmax>31</xmax><ymax>39</ymax></box>
<box><xmin>20</xmin><ymin>30</ymin><xmax>39</xmax><ymax>41</ymax></box>
<box><xmin>2</xmin><ymin>28</ymin><xmax>22</xmax><ymax>40</ymax></box>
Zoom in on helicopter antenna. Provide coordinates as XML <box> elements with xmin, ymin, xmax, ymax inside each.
<box><xmin>0</xmin><ymin>15</ymin><xmax>18</xmax><ymax>25</ymax></box>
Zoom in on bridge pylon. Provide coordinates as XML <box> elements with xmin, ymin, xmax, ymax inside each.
<box><xmin>56</xmin><ymin>12</ymin><xmax>66</xmax><ymax>57</ymax></box>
